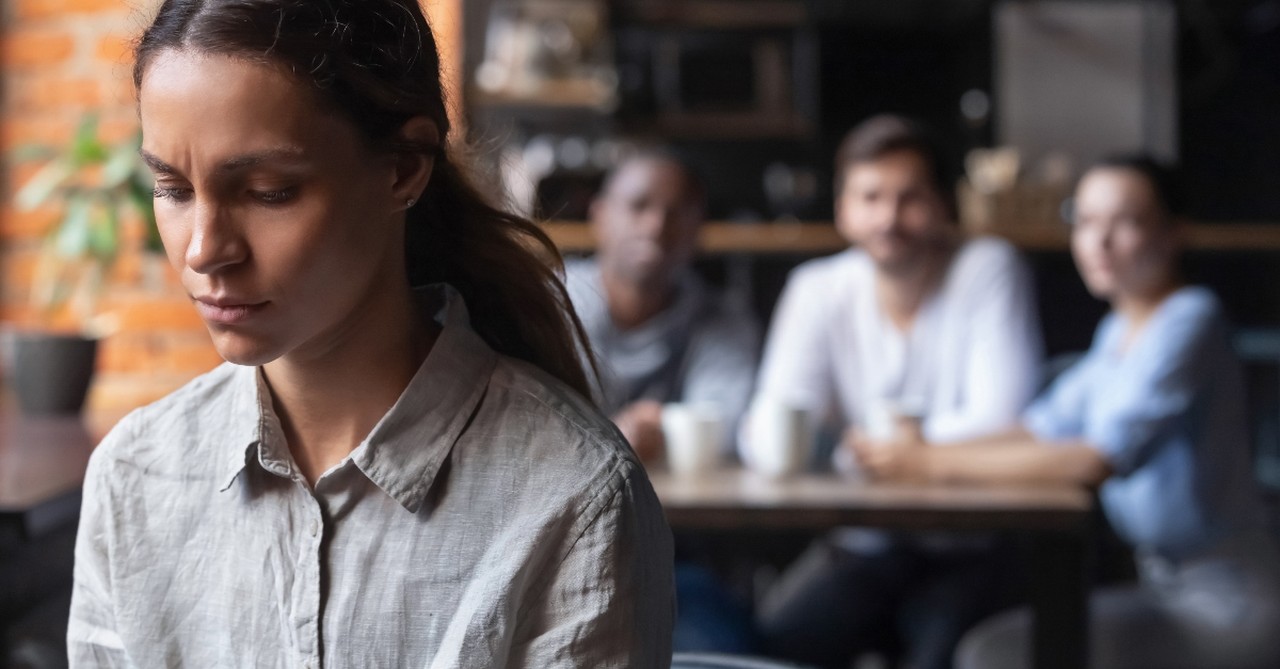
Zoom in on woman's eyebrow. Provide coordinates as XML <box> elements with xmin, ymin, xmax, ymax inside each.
<box><xmin>139</xmin><ymin>149</ymin><xmax>178</xmax><ymax>175</ymax></box>
<box><xmin>215</xmin><ymin>148</ymin><xmax>308</xmax><ymax>172</ymax></box>
<box><xmin>137</xmin><ymin>147</ymin><xmax>309</xmax><ymax>176</ymax></box>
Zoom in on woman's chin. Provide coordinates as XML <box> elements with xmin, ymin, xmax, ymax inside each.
<box><xmin>206</xmin><ymin>333</ymin><xmax>281</xmax><ymax>368</ymax></box>
<box><xmin>1082</xmin><ymin>281</ymin><xmax>1118</xmax><ymax>302</ymax></box>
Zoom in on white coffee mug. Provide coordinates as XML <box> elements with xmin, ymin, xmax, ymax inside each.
<box><xmin>751</xmin><ymin>400</ymin><xmax>812</xmax><ymax>477</ymax></box>
<box><xmin>661</xmin><ymin>403</ymin><xmax>724</xmax><ymax>476</ymax></box>
<box><xmin>863</xmin><ymin>399</ymin><xmax>900</xmax><ymax>441</ymax></box>
<box><xmin>863</xmin><ymin>397</ymin><xmax>927</xmax><ymax>442</ymax></box>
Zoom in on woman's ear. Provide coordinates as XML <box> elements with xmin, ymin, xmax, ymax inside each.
<box><xmin>392</xmin><ymin>116</ymin><xmax>439</xmax><ymax>207</ymax></box>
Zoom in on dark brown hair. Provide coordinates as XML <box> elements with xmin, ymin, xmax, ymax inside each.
<box><xmin>834</xmin><ymin>114</ymin><xmax>957</xmax><ymax>217</ymax></box>
<box><xmin>1084</xmin><ymin>153</ymin><xmax>1182</xmax><ymax>220</ymax></box>
<box><xmin>598</xmin><ymin>147</ymin><xmax>707</xmax><ymax>208</ymax></box>
<box><xmin>133</xmin><ymin>0</ymin><xmax>593</xmax><ymax>396</ymax></box>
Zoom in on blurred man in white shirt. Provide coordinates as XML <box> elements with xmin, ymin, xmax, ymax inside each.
<box><xmin>748</xmin><ymin>115</ymin><xmax>1043</xmax><ymax>669</ymax></box>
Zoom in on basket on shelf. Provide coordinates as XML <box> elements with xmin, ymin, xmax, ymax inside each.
<box><xmin>958</xmin><ymin>180</ymin><xmax>1070</xmax><ymax>236</ymax></box>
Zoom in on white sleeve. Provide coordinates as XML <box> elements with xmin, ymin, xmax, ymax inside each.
<box><xmin>740</xmin><ymin>263</ymin><xmax>839</xmax><ymax>470</ymax></box>
<box><xmin>924</xmin><ymin>244</ymin><xmax>1043</xmax><ymax>443</ymax></box>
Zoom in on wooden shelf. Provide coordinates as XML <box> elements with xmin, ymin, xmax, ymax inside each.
<box><xmin>626</xmin><ymin>0</ymin><xmax>808</xmax><ymax>28</ymax></box>
<box><xmin>542</xmin><ymin>221</ymin><xmax>1280</xmax><ymax>255</ymax></box>
<box><xmin>469</xmin><ymin>80</ymin><xmax>616</xmax><ymax>112</ymax></box>
<box><xmin>544</xmin><ymin>221</ymin><xmax>843</xmax><ymax>255</ymax></box>
<box><xmin>990</xmin><ymin>222</ymin><xmax>1280</xmax><ymax>252</ymax></box>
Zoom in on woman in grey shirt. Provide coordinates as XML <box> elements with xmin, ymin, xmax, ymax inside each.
<box><xmin>68</xmin><ymin>1</ymin><xmax>674</xmax><ymax>667</ymax></box>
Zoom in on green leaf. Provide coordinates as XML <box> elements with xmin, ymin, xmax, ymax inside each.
<box><xmin>53</xmin><ymin>194</ymin><xmax>93</xmax><ymax>258</ymax></box>
<box><xmin>15</xmin><ymin>158</ymin><xmax>74</xmax><ymax>210</ymax></box>
<box><xmin>101</xmin><ymin>141</ymin><xmax>139</xmax><ymax>188</ymax></box>
<box><xmin>127</xmin><ymin>176</ymin><xmax>164</xmax><ymax>253</ymax></box>
<box><xmin>9</xmin><ymin>143</ymin><xmax>57</xmax><ymax>163</ymax></box>
<box><xmin>70</xmin><ymin>115</ymin><xmax>108</xmax><ymax>165</ymax></box>
<box><xmin>89</xmin><ymin>199</ymin><xmax>120</xmax><ymax>261</ymax></box>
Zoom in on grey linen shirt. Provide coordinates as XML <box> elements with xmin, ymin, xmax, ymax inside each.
<box><xmin>68</xmin><ymin>285</ymin><xmax>675</xmax><ymax>668</ymax></box>
<box><xmin>564</xmin><ymin>258</ymin><xmax>759</xmax><ymax>437</ymax></box>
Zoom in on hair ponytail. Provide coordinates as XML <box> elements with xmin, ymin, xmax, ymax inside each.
<box><xmin>408</xmin><ymin>151</ymin><xmax>594</xmax><ymax>396</ymax></box>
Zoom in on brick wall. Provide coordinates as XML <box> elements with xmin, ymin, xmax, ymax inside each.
<box><xmin>1</xmin><ymin>0</ymin><xmax>463</xmax><ymax>412</ymax></box>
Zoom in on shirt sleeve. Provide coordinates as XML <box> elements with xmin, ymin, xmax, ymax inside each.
<box><xmin>507</xmin><ymin>461</ymin><xmax>674</xmax><ymax>668</ymax></box>
<box><xmin>67</xmin><ymin>425</ymin><xmax>137</xmax><ymax>669</ymax></box>
<box><xmin>1079</xmin><ymin>294</ymin><xmax>1225</xmax><ymax>476</ymax></box>
<box><xmin>740</xmin><ymin>263</ymin><xmax>838</xmax><ymax>469</ymax></box>
<box><xmin>924</xmin><ymin>243</ymin><xmax>1044</xmax><ymax>443</ymax></box>
<box><xmin>681</xmin><ymin>299</ymin><xmax>761</xmax><ymax>453</ymax></box>
<box><xmin>1023</xmin><ymin>353</ymin><xmax>1095</xmax><ymax>441</ymax></box>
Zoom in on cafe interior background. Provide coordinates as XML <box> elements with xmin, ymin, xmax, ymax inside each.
<box><xmin>2</xmin><ymin>0</ymin><xmax>1280</xmax><ymax>664</ymax></box>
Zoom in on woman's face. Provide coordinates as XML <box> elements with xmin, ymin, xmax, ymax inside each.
<box><xmin>139</xmin><ymin>50</ymin><xmax>413</xmax><ymax>366</ymax></box>
<box><xmin>1070</xmin><ymin>167</ymin><xmax>1175</xmax><ymax>302</ymax></box>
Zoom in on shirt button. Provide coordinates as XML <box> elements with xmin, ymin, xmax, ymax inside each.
<box><xmin>310</xmin><ymin>520</ymin><xmax>319</xmax><ymax>537</ymax></box>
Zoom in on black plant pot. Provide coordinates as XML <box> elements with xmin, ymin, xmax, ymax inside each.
<box><xmin>9</xmin><ymin>332</ymin><xmax>98</xmax><ymax>415</ymax></box>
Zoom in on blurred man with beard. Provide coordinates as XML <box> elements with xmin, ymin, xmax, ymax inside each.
<box><xmin>744</xmin><ymin>116</ymin><xmax>1043</xmax><ymax>669</ymax></box>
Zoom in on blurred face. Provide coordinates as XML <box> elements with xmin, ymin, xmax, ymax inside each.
<box><xmin>835</xmin><ymin>149</ymin><xmax>952</xmax><ymax>275</ymax></box>
<box><xmin>1070</xmin><ymin>167</ymin><xmax>1175</xmax><ymax>301</ymax></box>
<box><xmin>590</xmin><ymin>158</ymin><xmax>703</xmax><ymax>288</ymax></box>
<box><xmin>139</xmin><ymin>50</ymin><xmax>410</xmax><ymax>366</ymax></box>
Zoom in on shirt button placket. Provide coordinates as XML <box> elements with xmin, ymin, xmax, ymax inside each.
<box><xmin>296</xmin><ymin>495</ymin><xmax>325</xmax><ymax>669</ymax></box>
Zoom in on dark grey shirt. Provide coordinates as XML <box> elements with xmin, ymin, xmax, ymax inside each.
<box><xmin>69</xmin><ymin>285</ymin><xmax>674</xmax><ymax>668</ymax></box>
<box><xmin>565</xmin><ymin>258</ymin><xmax>759</xmax><ymax>438</ymax></box>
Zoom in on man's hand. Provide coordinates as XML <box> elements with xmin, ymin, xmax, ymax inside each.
<box><xmin>846</xmin><ymin>426</ymin><xmax>931</xmax><ymax>482</ymax></box>
<box><xmin>613</xmin><ymin>400</ymin><xmax>666</xmax><ymax>463</ymax></box>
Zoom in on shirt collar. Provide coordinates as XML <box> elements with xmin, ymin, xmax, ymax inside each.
<box><xmin>216</xmin><ymin>284</ymin><xmax>498</xmax><ymax>511</ymax></box>
<box><xmin>216</xmin><ymin>364</ymin><xmax>280</xmax><ymax>492</ymax></box>
<box><xmin>350</xmin><ymin>285</ymin><xmax>498</xmax><ymax>512</ymax></box>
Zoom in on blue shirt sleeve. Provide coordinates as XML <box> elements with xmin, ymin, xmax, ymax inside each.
<box><xmin>1023</xmin><ymin>290</ymin><xmax>1230</xmax><ymax>477</ymax></box>
<box><xmin>1023</xmin><ymin>353</ymin><xmax>1095</xmax><ymax>442</ymax></box>
<box><xmin>1084</xmin><ymin>292</ymin><xmax>1225</xmax><ymax>476</ymax></box>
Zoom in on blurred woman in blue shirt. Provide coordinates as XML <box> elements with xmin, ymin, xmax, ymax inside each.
<box><xmin>857</xmin><ymin>155</ymin><xmax>1280</xmax><ymax>668</ymax></box>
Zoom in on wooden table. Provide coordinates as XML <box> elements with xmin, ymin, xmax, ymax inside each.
<box><xmin>0</xmin><ymin>409</ymin><xmax>118</xmax><ymax>538</ymax></box>
<box><xmin>650</xmin><ymin>469</ymin><xmax>1094</xmax><ymax>669</ymax></box>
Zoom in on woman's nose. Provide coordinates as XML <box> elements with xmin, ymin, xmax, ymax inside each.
<box><xmin>1097</xmin><ymin>223</ymin><xmax>1117</xmax><ymax>251</ymax></box>
<box><xmin>185</xmin><ymin>201</ymin><xmax>248</xmax><ymax>274</ymax></box>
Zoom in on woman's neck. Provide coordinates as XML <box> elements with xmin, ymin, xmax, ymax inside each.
<box><xmin>1115</xmin><ymin>279</ymin><xmax>1183</xmax><ymax>350</ymax></box>
<box><xmin>264</xmin><ymin>285</ymin><xmax>436</xmax><ymax>486</ymax></box>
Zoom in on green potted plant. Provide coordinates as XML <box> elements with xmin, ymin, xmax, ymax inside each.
<box><xmin>8</xmin><ymin>114</ymin><xmax>159</xmax><ymax>414</ymax></box>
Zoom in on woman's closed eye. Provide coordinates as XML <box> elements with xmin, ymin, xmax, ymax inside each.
<box><xmin>153</xmin><ymin>184</ymin><xmax>193</xmax><ymax>203</ymax></box>
<box><xmin>249</xmin><ymin>187</ymin><xmax>298</xmax><ymax>205</ymax></box>
<box><xmin>152</xmin><ymin>184</ymin><xmax>298</xmax><ymax>206</ymax></box>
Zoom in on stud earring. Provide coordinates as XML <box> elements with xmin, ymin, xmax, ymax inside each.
<box><xmin>406</xmin><ymin>198</ymin><xmax>417</xmax><ymax>208</ymax></box>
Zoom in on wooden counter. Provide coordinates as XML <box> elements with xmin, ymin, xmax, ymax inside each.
<box><xmin>650</xmin><ymin>468</ymin><xmax>1092</xmax><ymax>533</ymax></box>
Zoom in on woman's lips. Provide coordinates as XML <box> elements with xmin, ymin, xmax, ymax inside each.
<box><xmin>194</xmin><ymin>299</ymin><xmax>268</xmax><ymax>325</ymax></box>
